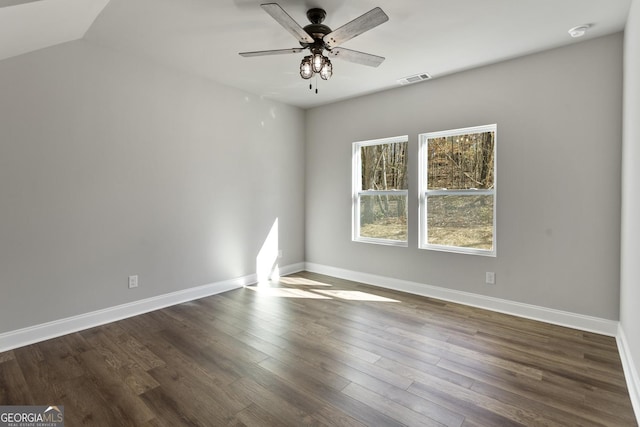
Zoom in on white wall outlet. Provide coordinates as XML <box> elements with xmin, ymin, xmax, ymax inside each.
<box><xmin>486</xmin><ymin>272</ymin><xmax>495</xmax><ymax>284</ymax></box>
<box><xmin>128</xmin><ymin>275</ymin><xmax>139</xmax><ymax>288</ymax></box>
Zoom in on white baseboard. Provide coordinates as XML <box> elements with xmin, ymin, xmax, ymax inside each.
<box><xmin>617</xmin><ymin>324</ymin><xmax>640</xmax><ymax>423</ymax></box>
<box><xmin>305</xmin><ymin>262</ymin><xmax>619</xmax><ymax>337</ymax></box>
<box><xmin>0</xmin><ymin>262</ymin><xmax>307</xmax><ymax>353</ymax></box>
<box><xmin>275</xmin><ymin>262</ymin><xmax>306</xmax><ymax>278</ymax></box>
<box><xmin>0</xmin><ymin>276</ymin><xmax>251</xmax><ymax>353</ymax></box>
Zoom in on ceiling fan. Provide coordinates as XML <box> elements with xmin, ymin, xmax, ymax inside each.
<box><xmin>239</xmin><ymin>3</ymin><xmax>389</xmax><ymax>85</ymax></box>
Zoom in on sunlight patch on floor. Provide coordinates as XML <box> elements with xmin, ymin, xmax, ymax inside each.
<box><xmin>312</xmin><ymin>290</ymin><xmax>400</xmax><ymax>302</ymax></box>
<box><xmin>246</xmin><ymin>286</ymin><xmax>331</xmax><ymax>299</ymax></box>
<box><xmin>278</xmin><ymin>276</ymin><xmax>333</xmax><ymax>287</ymax></box>
<box><xmin>247</xmin><ymin>283</ymin><xmax>400</xmax><ymax>302</ymax></box>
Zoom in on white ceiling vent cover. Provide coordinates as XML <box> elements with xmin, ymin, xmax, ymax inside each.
<box><xmin>397</xmin><ymin>73</ymin><xmax>432</xmax><ymax>85</ymax></box>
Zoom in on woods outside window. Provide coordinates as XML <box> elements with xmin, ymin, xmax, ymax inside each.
<box><xmin>352</xmin><ymin>136</ymin><xmax>408</xmax><ymax>246</ymax></box>
<box><xmin>419</xmin><ymin>125</ymin><xmax>496</xmax><ymax>256</ymax></box>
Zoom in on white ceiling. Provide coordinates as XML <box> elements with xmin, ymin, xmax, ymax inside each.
<box><xmin>1</xmin><ymin>0</ymin><xmax>632</xmax><ymax>108</ymax></box>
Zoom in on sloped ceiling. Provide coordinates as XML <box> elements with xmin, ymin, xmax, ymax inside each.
<box><xmin>0</xmin><ymin>0</ymin><xmax>109</xmax><ymax>61</ymax></box>
<box><xmin>1</xmin><ymin>0</ymin><xmax>632</xmax><ymax>108</ymax></box>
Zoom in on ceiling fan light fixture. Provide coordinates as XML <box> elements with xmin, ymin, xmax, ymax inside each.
<box><xmin>319</xmin><ymin>59</ymin><xmax>332</xmax><ymax>80</ymax></box>
<box><xmin>312</xmin><ymin>53</ymin><xmax>325</xmax><ymax>73</ymax></box>
<box><xmin>300</xmin><ymin>56</ymin><xmax>313</xmax><ymax>79</ymax></box>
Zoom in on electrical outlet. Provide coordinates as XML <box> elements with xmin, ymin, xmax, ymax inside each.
<box><xmin>485</xmin><ymin>272</ymin><xmax>495</xmax><ymax>284</ymax></box>
<box><xmin>128</xmin><ymin>275</ymin><xmax>139</xmax><ymax>289</ymax></box>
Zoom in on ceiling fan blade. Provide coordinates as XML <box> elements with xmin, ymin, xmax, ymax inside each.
<box><xmin>239</xmin><ymin>48</ymin><xmax>305</xmax><ymax>57</ymax></box>
<box><xmin>261</xmin><ymin>3</ymin><xmax>314</xmax><ymax>44</ymax></box>
<box><xmin>328</xmin><ymin>47</ymin><xmax>385</xmax><ymax>67</ymax></box>
<box><xmin>323</xmin><ymin>7</ymin><xmax>389</xmax><ymax>49</ymax></box>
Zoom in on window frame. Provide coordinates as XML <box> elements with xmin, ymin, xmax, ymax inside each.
<box><xmin>418</xmin><ymin>124</ymin><xmax>497</xmax><ymax>256</ymax></box>
<box><xmin>352</xmin><ymin>135</ymin><xmax>409</xmax><ymax>247</ymax></box>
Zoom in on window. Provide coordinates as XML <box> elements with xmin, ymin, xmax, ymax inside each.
<box><xmin>352</xmin><ymin>136</ymin><xmax>408</xmax><ymax>246</ymax></box>
<box><xmin>419</xmin><ymin>124</ymin><xmax>496</xmax><ymax>256</ymax></box>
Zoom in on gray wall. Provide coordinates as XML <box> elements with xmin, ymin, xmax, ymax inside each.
<box><xmin>621</xmin><ymin>0</ymin><xmax>640</xmax><ymax>390</ymax></box>
<box><xmin>305</xmin><ymin>33</ymin><xmax>623</xmax><ymax>319</ymax></box>
<box><xmin>0</xmin><ymin>40</ymin><xmax>305</xmax><ymax>333</ymax></box>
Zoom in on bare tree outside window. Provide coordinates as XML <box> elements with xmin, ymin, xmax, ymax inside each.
<box><xmin>427</xmin><ymin>131</ymin><xmax>494</xmax><ymax>191</ymax></box>
<box><xmin>420</xmin><ymin>125</ymin><xmax>496</xmax><ymax>255</ymax></box>
<box><xmin>353</xmin><ymin>137</ymin><xmax>408</xmax><ymax>245</ymax></box>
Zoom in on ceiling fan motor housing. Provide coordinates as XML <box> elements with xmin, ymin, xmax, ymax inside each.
<box><xmin>302</xmin><ymin>8</ymin><xmax>331</xmax><ymax>48</ymax></box>
<box><xmin>306</xmin><ymin>8</ymin><xmax>326</xmax><ymax>24</ymax></box>
<box><xmin>302</xmin><ymin>24</ymin><xmax>331</xmax><ymax>47</ymax></box>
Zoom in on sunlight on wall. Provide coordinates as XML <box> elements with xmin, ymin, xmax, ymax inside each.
<box><xmin>256</xmin><ymin>218</ymin><xmax>279</xmax><ymax>284</ymax></box>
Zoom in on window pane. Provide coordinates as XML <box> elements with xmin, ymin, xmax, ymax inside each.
<box><xmin>427</xmin><ymin>131</ymin><xmax>494</xmax><ymax>190</ymax></box>
<box><xmin>359</xmin><ymin>194</ymin><xmax>407</xmax><ymax>241</ymax></box>
<box><xmin>360</xmin><ymin>142</ymin><xmax>408</xmax><ymax>191</ymax></box>
<box><xmin>427</xmin><ymin>194</ymin><xmax>493</xmax><ymax>249</ymax></box>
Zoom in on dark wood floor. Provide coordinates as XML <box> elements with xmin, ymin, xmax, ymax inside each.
<box><xmin>0</xmin><ymin>271</ymin><xmax>636</xmax><ymax>426</ymax></box>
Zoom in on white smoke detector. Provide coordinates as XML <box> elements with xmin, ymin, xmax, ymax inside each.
<box><xmin>568</xmin><ymin>24</ymin><xmax>591</xmax><ymax>38</ymax></box>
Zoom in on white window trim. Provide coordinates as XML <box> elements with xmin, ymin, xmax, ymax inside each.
<box><xmin>352</xmin><ymin>135</ymin><xmax>409</xmax><ymax>247</ymax></box>
<box><xmin>418</xmin><ymin>124</ymin><xmax>497</xmax><ymax>256</ymax></box>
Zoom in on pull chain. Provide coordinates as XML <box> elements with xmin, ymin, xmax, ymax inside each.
<box><xmin>307</xmin><ymin>75</ymin><xmax>320</xmax><ymax>94</ymax></box>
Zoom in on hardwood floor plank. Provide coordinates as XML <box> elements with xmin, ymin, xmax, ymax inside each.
<box><xmin>59</xmin><ymin>375</ymin><xmax>134</xmax><ymax>426</ymax></box>
<box><xmin>447</xmin><ymin>332</ymin><xmax>628</xmax><ymax>387</ymax></box>
<box><xmin>37</xmin><ymin>337</ymin><xmax>86</xmax><ymax>380</ymax></box>
<box><xmin>259</xmin><ymin>355</ymin><xmax>351</xmax><ymax>393</ymax></box>
<box><xmin>435</xmin><ymin>356</ymin><xmax>587</xmax><ymax>414</ymax></box>
<box><xmin>254</xmin><ymin>324</ymin><xmax>414</xmax><ymax>390</ymax></box>
<box><xmin>327</xmin><ymin>322</ymin><xmax>443</xmax><ymax>366</ymax></box>
<box><xmin>79</xmin><ymin>330</ymin><xmax>161</xmax><ymax>395</ymax></box>
<box><xmin>311</xmin><ymin>405</ymin><xmax>370</xmax><ymax>427</ymax></box>
<box><xmin>231</xmin><ymin>402</ymin><xmax>287</xmax><ymax>427</ymax></box>
<box><xmin>0</xmin><ymin>351</ymin><xmax>15</xmax><ymax>364</ymax></box>
<box><xmin>407</xmin><ymin>379</ymin><xmax>541</xmax><ymax>427</ymax></box>
<box><xmin>244</xmin><ymin>354</ymin><xmax>406</xmax><ymax>427</ymax></box>
<box><xmin>161</xmin><ymin>305</ymin><xmax>272</xmax><ymax>367</ymax></box>
<box><xmin>12</xmin><ymin>343</ymin><xmax>68</xmax><ymax>404</ymax></box>
<box><xmin>374</xmin><ymin>356</ymin><xmax>475</xmax><ymax>391</ymax></box>
<box><xmin>139</xmin><ymin>387</ymin><xmax>202</xmax><ymax>427</ymax></box>
<box><xmin>78</xmin><ymin>349</ymin><xmax>156</xmax><ymax>425</ymax></box>
<box><xmin>470</xmin><ymin>378</ymin><xmax>631</xmax><ymax>427</ymax></box>
<box><xmin>151</xmin><ymin>329</ymin><xmax>241</xmax><ymax>386</ymax></box>
<box><xmin>341</xmin><ymin>382</ymin><xmax>450</xmax><ymax>427</ymax></box>
<box><xmin>145</xmin><ymin>364</ymin><xmax>250</xmax><ymax>424</ymax></box>
<box><xmin>59</xmin><ymin>332</ymin><xmax>92</xmax><ymax>354</ymax></box>
<box><xmin>584</xmin><ymin>389</ymin><xmax>637</xmax><ymax>424</ymax></box>
<box><xmin>228</xmin><ymin>376</ymin><xmax>318</xmax><ymax>427</ymax></box>
<box><xmin>473</xmin><ymin>328</ymin><xmax>624</xmax><ymax>378</ymax></box>
<box><xmin>0</xmin><ymin>358</ymin><xmax>34</xmax><ymax>405</ymax></box>
<box><xmin>386</xmin><ymin>324</ymin><xmax>545</xmax><ymax>381</ymax></box>
<box><xmin>109</xmin><ymin>329</ymin><xmax>167</xmax><ymax>371</ymax></box>
<box><xmin>238</xmin><ymin>329</ymin><xmax>415</xmax><ymax>403</ymax></box>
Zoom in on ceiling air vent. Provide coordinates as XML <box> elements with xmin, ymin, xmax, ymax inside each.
<box><xmin>397</xmin><ymin>73</ymin><xmax>432</xmax><ymax>85</ymax></box>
